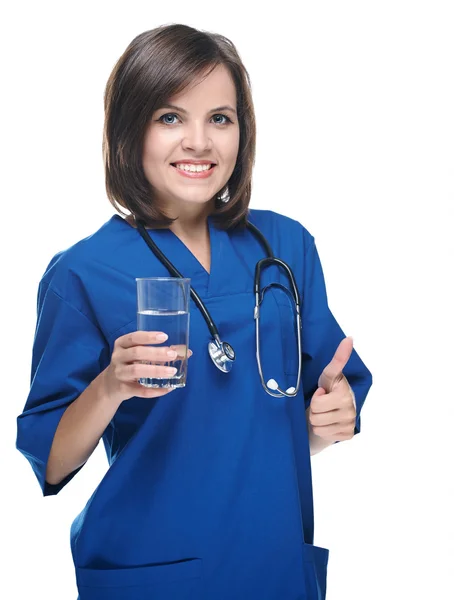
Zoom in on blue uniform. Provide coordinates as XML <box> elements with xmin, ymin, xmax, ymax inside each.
<box><xmin>16</xmin><ymin>209</ymin><xmax>372</xmax><ymax>599</ymax></box>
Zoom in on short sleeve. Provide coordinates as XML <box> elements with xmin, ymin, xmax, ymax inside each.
<box><xmin>301</xmin><ymin>235</ymin><xmax>373</xmax><ymax>434</ymax></box>
<box><xmin>16</xmin><ymin>280</ymin><xmax>109</xmax><ymax>496</ymax></box>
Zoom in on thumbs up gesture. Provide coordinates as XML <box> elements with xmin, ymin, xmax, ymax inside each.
<box><xmin>307</xmin><ymin>337</ymin><xmax>357</xmax><ymax>446</ymax></box>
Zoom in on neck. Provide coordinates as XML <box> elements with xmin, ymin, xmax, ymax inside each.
<box><xmin>170</xmin><ymin>215</ymin><xmax>210</xmax><ymax>241</ymax></box>
<box><xmin>125</xmin><ymin>199</ymin><xmax>215</xmax><ymax>238</ymax></box>
<box><xmin>163</xmin><ymin>198</ymin><xmax>215</xmax><ymax>240</ymax></box>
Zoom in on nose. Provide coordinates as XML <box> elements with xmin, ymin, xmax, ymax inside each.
<box><xmin>181</xmin><ymin>121</ymin><xmax>212</xmax><ymax>153</ymax></box>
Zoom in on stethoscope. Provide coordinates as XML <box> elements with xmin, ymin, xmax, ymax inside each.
<box><xmin>136</xmin><ymin>218</ymin><xmax>303</xmax><ymax>398</ymax></box>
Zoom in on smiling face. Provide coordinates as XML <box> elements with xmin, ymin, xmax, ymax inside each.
<box><xmin>142</xmin><ymin>65</ymin><xmax>240</xmax><ymax>218</ymax></box>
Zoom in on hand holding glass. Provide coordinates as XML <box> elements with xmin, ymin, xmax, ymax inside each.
<box><xmin>136</xmin><ymin>277</ymin><xmax>191</xmax><ymax>389</ymax></box>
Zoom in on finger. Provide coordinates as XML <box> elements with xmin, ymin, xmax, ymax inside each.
<box><xmin>120</xmin><ymin>363</ymin><xmax>179</xmax><ymax>382</ymax></box>
<box><xmin>310</xmin><ymin>387</ymin><xmax>328</xmax><ymax>411</ymax></box>
<box><xmin>312</xmin><ymin>387</ymin><xmax>326</xmax><ymax>399</ymax></box>
<box><xmin>168</xmin><ymin>344</ymin><xmax>190</xmax><ymax>359</ymax></box>
<box><xmin>319</xmin><ymin>337</ymin><xmax>353</xmax><ymax>389</ymax></box>
<box><xmin>308</xmin><ymin>387</ymin><xmax>329</xmax><ymax>417</ymax></box>
<box><xmin>311</xmin><ymin>422</ymin><xmax>354</xmax><ymax>438</ymax></box>
<box><xmin>130</xmin><ymin>384</ymin><xmax>175</xmax><ymax>399</ymax></box>
<box><xmin>311</xmin><ymin>387</ymin><xmax>351</xmax><ymax>413</ymax></box>
<box><xmin>309</xmin><ymin>409</ymin><xmax>340</xmax><ymax>427</ymax></box>
<box><xmin>310</xmin><ymin>407</ymin><xmax>356</xmax><ymax>427</ymax></box>
<box><xmin>122</xmin><ymin>345</ymin><xmax>178</xmax><ymax>364</ymax></box>
<box><xmin>116</xmin><ymin>331</ymin><xmax>168</xmax><ymax>349</ymax></box>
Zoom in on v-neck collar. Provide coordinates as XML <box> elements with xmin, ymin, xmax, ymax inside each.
<box><xmin>163</xmin><ymin>217</ymin><xmax>213</xmax><ymax>277</ymax></box>
<box><xmin>112</xmin><ymin>213</ymin><xmax>263</xmax><ymax>299</ymax></box>
<box><xmin>117</xmin><ymin>215</ymin><xmax>222</xmax><ymax>298</ymax></box>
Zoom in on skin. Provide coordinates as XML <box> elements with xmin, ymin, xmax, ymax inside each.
<box><xmin>306</xmin><ymin>336</ymin><xmax>357</xmax><ymax>454</ymax></box>
<box><xmin>141</xmin><ymin>64</ymin><xmax>240</xmax><ymax>241</ymax></box>
<box><xmin>104</xmin><ymin>331</ymin><xmax>194</xmax><ymax>406</ymax></box>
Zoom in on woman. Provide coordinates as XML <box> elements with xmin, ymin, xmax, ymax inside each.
<box><xmin>16</xmin><ymin>23</ymin><xmax>373</xmax><ymax>600</ymax></box>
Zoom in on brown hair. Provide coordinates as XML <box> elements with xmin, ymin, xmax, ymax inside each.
<box><xmin>102</xmin><ymin>24</ymin><xmax>256</xmax><ymax>230</ymax></box>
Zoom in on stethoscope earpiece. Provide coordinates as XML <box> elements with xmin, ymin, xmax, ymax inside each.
<box><xmin>266</xmin><ymin>379</ymin><xmax>297</xmax><ymax>396</ymax></box>
<box><xmin>266</xmin><ymin>379</ymin><xmax>279</xmax><ymax>391</ymax></box>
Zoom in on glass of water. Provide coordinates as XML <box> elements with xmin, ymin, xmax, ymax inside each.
<box><xmin>136</xmin><ymin>277</ymin><xmax>191</xmax><ymax>389</ymax></box>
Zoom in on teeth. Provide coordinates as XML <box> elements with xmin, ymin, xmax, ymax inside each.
<box><xmin>175</xmin><ymin>163</ymin><xmax>212</xmax><ymax>172</ymax></box>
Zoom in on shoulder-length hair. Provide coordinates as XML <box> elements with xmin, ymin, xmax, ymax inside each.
<box><xmin>103</xmin><ymin>24</ymin><xmax>256</xmax><ymax>230</ymax></box>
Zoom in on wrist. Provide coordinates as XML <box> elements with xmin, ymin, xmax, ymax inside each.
<box><xmin>97</xmin><ymin>367</ymin><xmax>125</xmax><ymax>410</ymax></box>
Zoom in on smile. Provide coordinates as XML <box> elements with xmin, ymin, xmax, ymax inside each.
<box><xmin>171</xmin><ymin>164</ymin><xmax>216</xmax><ymax>179</ymax></box>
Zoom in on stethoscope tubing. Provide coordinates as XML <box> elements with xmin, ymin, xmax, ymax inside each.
<box><xmin>254</xmin><ymin>258</ymin><xmax>303</xmax><ymax>398</ymax></box>
<box><xmin>135</xmin><ymin>217</ymin><xmax>303</xmax><ymax>396</ymax></box>
<box><xmin>136</xmin><ymin>218</ymin><xmax>279</xmax><ymax>341</ymax></box>
<box><xmin>136</xmin><ymin>219</ymin><xmax>221</xmax><ymax>344</ymax></box>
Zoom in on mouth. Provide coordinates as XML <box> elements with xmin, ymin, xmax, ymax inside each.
<box><xmin>170</xmin><ymin>163</ymin><xmax>216</xmax><ymax>171</ymax></box>
<box><xmin>170</xmin><ymin>163</ymin><xmax>217</xmax><ymax>179</ymax></box>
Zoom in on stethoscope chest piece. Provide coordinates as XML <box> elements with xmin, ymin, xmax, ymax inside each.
<box><xmin>208</xmin><ymin>339</ymin><xmax>236</xmax><ymax>373</ymax></box>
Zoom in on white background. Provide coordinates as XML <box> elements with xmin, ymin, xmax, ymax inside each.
<box><xmin>2</xmin><ymin>1</ymin><xmax>453</xmax><ymax>598</ymax></box>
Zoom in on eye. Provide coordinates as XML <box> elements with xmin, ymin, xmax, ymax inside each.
<box><xmin>212</xmin><ymin>114</ymin><xmax>233</xmax><ymax>125</ymax></box>
<box><xmin>157</xmin><ymin>113</ymin><xmax>180</xmax><ymax>125</ymax></box>
<box><xmin>157</xmin><ymin>113</ymin><xmax>232</xmax><ymax>125</ymax></box>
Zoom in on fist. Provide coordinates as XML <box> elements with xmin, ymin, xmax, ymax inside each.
<box><xmin>308</xmin><ymin>337</ymin><xmax>357</xmax><ymax>443</ymax></box>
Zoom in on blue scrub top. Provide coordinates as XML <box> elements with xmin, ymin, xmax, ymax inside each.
<box><xmin>16</xmin><ymin>209</ymin><xmax>372</xmax><ymax>600</ymax></box>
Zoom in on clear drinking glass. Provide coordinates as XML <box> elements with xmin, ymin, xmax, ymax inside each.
<box><xmin>136</xmin><ymin>277</ymin><xmax>191</xmax><ymax>389</ymax></box>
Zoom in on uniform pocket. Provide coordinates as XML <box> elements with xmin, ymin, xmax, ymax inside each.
<box><xmin>272</xmin><ymin>289</ymin><xmax>299</xmax><ymax>378</ymax></box>
<box><xmin>302</xmin><ymin>544</ymin><xmax>329</xmax><ymax>600</ymax></box>
<box><xmin>76</xmin><ymin>558</ymin><xmax>202</xmax><ymax>600</ymax></box>
<box><xmin>278</xmin><ymin>292</ymin><xmax>298</xmax><ymax>376</ymax></box>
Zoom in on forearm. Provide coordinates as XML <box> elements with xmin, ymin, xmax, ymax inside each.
<box><xmin>305</xmin><ymin>407</ymin><xmax>335</xmax><ymax>456</ymax></box>
<box><xmin>45</xmin><ymin>369</ymin><xmax>121</xmax><ymax>485</ymax></box>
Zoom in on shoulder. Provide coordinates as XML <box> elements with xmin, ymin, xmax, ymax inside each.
<box><xmin>40</xmin><ymin>214</ymin><xmax>131</xmax><ymax>302</ymax></box>
<box><xmin>246</xmin><ymin>208</ymin><xmax>315</xmax><ymax>249</ymax></box>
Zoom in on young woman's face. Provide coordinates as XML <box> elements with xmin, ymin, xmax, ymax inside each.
<box><xmin>142</xmin><ymin>65</ymin><xmax>240</xmax><ymax>214</ymax></box>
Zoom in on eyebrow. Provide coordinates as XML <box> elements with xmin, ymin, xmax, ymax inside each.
<box><xmin>157</xmin><ymin>103</ymin><xmax>237</xmax><ymax>115</ymax></box>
